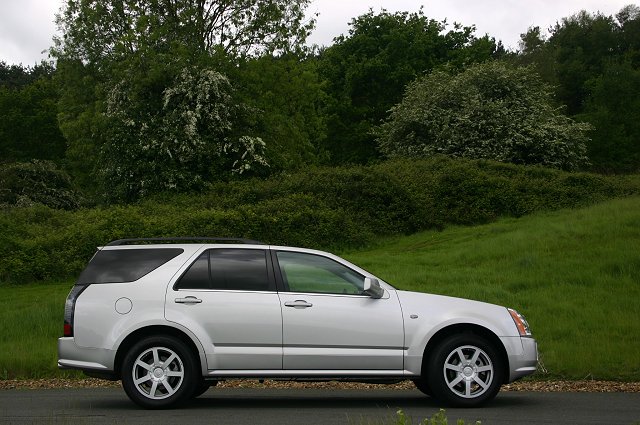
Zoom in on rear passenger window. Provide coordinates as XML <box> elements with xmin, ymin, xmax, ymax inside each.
<box><xmin>175</xmin><ymin>249</ymin><xmax>270</xmax><ymax>291</ymax></box>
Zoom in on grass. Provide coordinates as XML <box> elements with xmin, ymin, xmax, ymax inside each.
<box><xmin>1</xmin><ymin>196</ymin><xmax>639</xmax><ymax>380</ymax></box>
<box><xmin>0</xmin><ymin>281</ymin><xmax>80</xmax><ymax>379</ymax></box>
<box><xmin>345</xmin><ymin>196</ymin><xmax>640</xmax><ymax>381</ymax></box>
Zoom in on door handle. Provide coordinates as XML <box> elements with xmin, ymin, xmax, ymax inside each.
<box><xmin>175</xmin><ymin>296</ymin><xmax>202</xmax><ymax>304</ymax></box>
<box><xmin>284</xmin><ymin>300</ymin><xmax>313</xmax><ymax>309</ymax></box>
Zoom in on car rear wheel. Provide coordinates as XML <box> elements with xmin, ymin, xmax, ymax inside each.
<box><xmin>121</xmin><ymin>336</ymin><xmax>198</xmax><ymax>409</ymax></box>
<box><xmin>427</xmin><ymin>334</ymin><xmax>503</xmax><ymax>407</ymax></box>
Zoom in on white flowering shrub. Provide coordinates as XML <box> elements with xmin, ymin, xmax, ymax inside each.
<box><xmin>101</xmin><ymin>67</ymin><xmax>268</xmax><ymax>200</ymax></box>
<box><xmin>377</xmin><ymin>61</ymin><xmax>591</xmax><ymax>171</ymax></box>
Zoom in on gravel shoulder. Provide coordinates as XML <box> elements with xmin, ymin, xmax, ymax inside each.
<box><xmin>1</xmin><ymin>378</ymin><xmax>638</xmax><ymax>392</ymax></box>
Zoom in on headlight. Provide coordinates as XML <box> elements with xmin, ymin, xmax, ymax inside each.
<box><xmin>508</xmin><ymin>308</ymin><xmax>532</xmax><ymax>337</ymax></box>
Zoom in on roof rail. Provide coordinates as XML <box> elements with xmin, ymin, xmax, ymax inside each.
<box><xmin>106</xmin><ymin>237</ymin><xmax>265</xmax><ymax>246</ymax></box>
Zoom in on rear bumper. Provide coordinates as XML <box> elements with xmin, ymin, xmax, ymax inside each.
<box><xmin>57</xmin><ymin>337</ymin><xmax>116</xmax><ymax>374</ymax></box>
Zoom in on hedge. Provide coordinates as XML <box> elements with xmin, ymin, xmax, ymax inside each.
<box><xmin>1</xmin><ymin>156</ymin><xmax>638</xmax><ymax>283</ymax></box>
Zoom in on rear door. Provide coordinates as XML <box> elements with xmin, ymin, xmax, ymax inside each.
<box><xmin>165</xmin><ymin>247</ymin><xmax>283</xmax><ymax>370</ymax></box>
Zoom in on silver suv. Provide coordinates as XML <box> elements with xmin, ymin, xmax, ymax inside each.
<box><xmin>58</xmin><ymin>238</ymin><xmax>537</xmax><ymax>409</ymax></box>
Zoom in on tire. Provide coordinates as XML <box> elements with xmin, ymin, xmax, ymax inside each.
<box><xmin>192</xmin><ymin>379</ymin><xmax>218</xmax><ymax>398</ymax></box>
<box><xmin>121</xmin><ymin>336</ymin><xmax>198</xmax><ymax>409</ymax></box>
<box><xmin>426</xmin><ymin>334</ymin><xmax>503</xmax><ymax>407</ymax></box>
<box><xmin>413</xmin><ymin>378</ymin><xmax>432</xmax><ymax>396</ymax></box>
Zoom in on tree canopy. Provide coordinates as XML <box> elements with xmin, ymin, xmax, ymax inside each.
<box><xmin>377</xmin><ymin>61</ymin><xmax>591</xmax><ymax>171</ymax></box>
<box><xmin>3</xmin><ymin>4</ymin><xmax>639</xmax><ymax>208</ymax></box>
<box><xmin>0</xmin><ymin>63</ymin><xmax>66</xmax><ymax>162</ymax></box>
<box><xmin>517</xmin><ymin>6</ymin><xmax>640</xmax><ymax>171</ymax></box>
<box><xmin>318</xmin><ymin>9</ymin><xmax>503</xmax><ymax>164</ymax></box>
<box><xmin>51</xmin><ymin>0</ymin><xmax>316</xmax><ymax>201</ymax></box>
<box><xmin>55</xmin><ymin>0</ymin><xmax>315</xmax><ymax>64</ymax></box>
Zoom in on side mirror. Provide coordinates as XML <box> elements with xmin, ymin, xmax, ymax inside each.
<box><xmin>363</xmin><ymin>277</ymin><xmax>384</xmax><ymax>299</ymax></box>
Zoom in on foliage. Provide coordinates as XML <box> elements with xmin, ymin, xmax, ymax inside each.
<box><xmin>577</xmin><ymin>61</ymin><xmax>640</xmax><ymax>172</ymax></box>
<box><xmin>516</xmin><ymin>6</ymin><xmax>640</xmax><ymax>172</ymax></box>
<box><xmin>0</xmin><ymin>64</ymin><xmax>66</xmax><ymax>162</ymax></box>
<box><xmin>0</xmin><ymin>61</ymin><xmax>56</xmax><ymax>89</ymax></box>
<box><xmin>52</xmin><ymin>0</ymin><xmax>317</xmax><ymax>200</ymax></box>
<box><xmin>232</xmin><ymin>54</ymin><xmax>327</xmax><ymax>171</ymax></box>
<box><xmin>547</xmin><ymin>11</ymin><xmax>620</xmax><ymax>115</ymax></box>
<box><xmin>0</xmin><ymin>161</ymin><xmax>80</xmax><ymax>210</ymax></box>
<box><xmin>54</xmin><ymin>59</ymin><xmax>105</xmax><ymax>195</ymax></box>
<box><xmin>319</xmin><ymin>9</ymin><xmax>502</xmax><ymax>164</ymax></box>
<box><xmin>54</xmin><ymin>0</ymin><xmax>315</xmax><ymax>63</ymax></box>
<box><xmin>377</xmin><ymin>61</ymin><xmax>591</xmax><ymax>171</ymax></box>
<box><xmin>1</xmin><ymin>157</ymin><xmax>637</xmax><ymax>283</ymax></box>
<box><xmin>100</xmin><ymin>63</ymin><xmax>268</xmax><ymax>201</ymax></box>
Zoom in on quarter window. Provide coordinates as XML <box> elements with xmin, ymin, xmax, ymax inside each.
<box><xmin>176</xmin><ymin>252</ymin><xmax>209</xmax><ymax>289</ymax></box>
<box><xmin>276</xmin><ymin>251</ymin><xmax>364</xmax><ymax>295</ymax></box>
<box><xmin>77</xmin><ymin>248</ymin><xmax>183</xmax><ymax>284</ymax></box>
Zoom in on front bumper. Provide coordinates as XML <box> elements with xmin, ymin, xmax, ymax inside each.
<box><xmin>504</xmin><ymin>336</ymin><xmax>538</xmax><ymax>382</ymax></box>
<box><xmin>57</xmin><ymin>337</ymin><xmax>116</xmax><ymax>373</ymax></box>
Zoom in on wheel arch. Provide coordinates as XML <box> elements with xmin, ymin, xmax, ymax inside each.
<box><xmin>421</xmin><ymin>323</ymin><xmax>510</xmax><ymax>384</ymax></box>
<box><xmin>114</xmin><ymin>325</ymin><xmax>205</xmax><ymax>378</ymax></box>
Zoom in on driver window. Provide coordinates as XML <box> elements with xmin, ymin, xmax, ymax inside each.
<box><xmin>276</xmin><ymin>251</ymin><xmax>364</xmax><ymax>295</ymax></box>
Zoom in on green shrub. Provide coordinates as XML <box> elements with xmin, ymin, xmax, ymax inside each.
<box><xmin>0</xmin><ymin>160</ymin><xmax>81</xmax><ymax>210</ymax></box>
<box><xmin>1</xmin><ymin>157</ymin><xmax>638</xmax><ymax>283</ymax></box>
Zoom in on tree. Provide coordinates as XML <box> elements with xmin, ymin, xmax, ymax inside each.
<box><xmin>53</xmin><ymin>0</ymin><xmax>315</xmax><ymax>200</ymax></box>
<box><xmin>100</xmin><ymin>62</ymin><xmax>267</xmax><ymax>201</ymax></box>
<box><xmin>0</xmin><ymin>63</ymin><xmax>66</xmax><ymax>162</ymax></box>
<box><xmin>318</xmin><ymin>9</ymin><xmax>502</xmax><ymax>164</ymax></box>
<box><xmin>54</xmin><ymin>0</ymin><xmax>314</xmax><ymax>64</ymax></box>
<box><xmin>377</xmin><ymin>61</ymin><xmax>590</xmax><ymax>171</ymax></box>
<box><xmin>515</xmin><ymin>6</ymin><xmax>640</xmax><ymax>172</ymax></box>
<box><xmin>547</xmin><ymin>11</ymin><xmax>619</xmax><ymax>115</ymax></box>
<box><xmin>232</xmin><ymin>54</ymin><xmax>326</xmax><ymax>171</ymax></box>
<box><xmin>578</xmin><ymin>61</ymin><xmax>640</xmax><ymax>172</ymax></box>
<box><xmin>0</xmin><ymin>160</ymin><xmax>80</xmax><ymax>209</ymax></box>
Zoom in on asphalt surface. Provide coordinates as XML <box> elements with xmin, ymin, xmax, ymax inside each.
<box><xmin>1</xmin><ymin>387</ymin><xmax>639</xmax><ymax>425</ymax></box>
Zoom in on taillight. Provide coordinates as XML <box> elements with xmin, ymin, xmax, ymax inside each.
<box><xmin>63</xmin><ymin>284</ymin><xmax>89</xmax><ymax>337</ymax></box>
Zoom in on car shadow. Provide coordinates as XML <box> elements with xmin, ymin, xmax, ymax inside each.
<box><xmin>87</xmin><ymin>388</ymin><xmax>536</xmax><ymax>411</ymax></box>
<box><xmin>183</xmin><ymin>389</ymin><xmax>535</xmax><ymax>410</ymax></box>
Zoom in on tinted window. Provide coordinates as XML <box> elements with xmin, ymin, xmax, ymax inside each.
<box><xmin>77</xmin><ymin>248</ymin><xmax>183</xmax><ymax>284</ymax></box>
<box><xmin>276</xmin><ymin>251</ymin><xmax>364</xmax><ymax>295</ymax></box>
<box><xmin>175</xmin><ymin>252</ymin><xmax>210</xmax><ymax>289</ymax></box>
<box><xmin>210</xmin><ymin>249</ymin><xmax>269</xmax><ymax>291</ymax></box>
<box><xmin>175</xmin><ymin>249</ymin><xmax>271</xmax><ymax>291</ymax></box>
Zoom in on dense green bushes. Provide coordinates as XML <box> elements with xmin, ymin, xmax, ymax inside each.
<box><xmin>1</xmin><ymin>157</ymin><xmax>638</xmax><ymax>283</ymax></box>
<box><xmin>0</xmin><ymin>161</ymin><xmax>81</xmax><ymax>209</ymax></box>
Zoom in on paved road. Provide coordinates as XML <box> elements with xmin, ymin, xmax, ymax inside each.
<box><xmin>1</xmin><ymin>387</ymin><xmax>639</xmax><ymax>425</ymax></box>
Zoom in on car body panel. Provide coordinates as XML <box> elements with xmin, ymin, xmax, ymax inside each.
<box><xmin>165</xmin><ymin>289</ymin><xmax>283</xmax><ymax>370</ymax></box>
<box><xmin>280</xmin><ymin>290</ymin><xmax>405</xmax><ymax>370</ymax></box>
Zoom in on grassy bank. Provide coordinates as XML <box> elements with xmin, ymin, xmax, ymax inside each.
<box><xmin>346</xmin><ymin>196</ymin><xmax>640</xmax><ymax>381</ymax></box>
<box><xmin>1</xmin><ymin>196</ymin><xmax>639</xmax><ymax>380</ymax></box>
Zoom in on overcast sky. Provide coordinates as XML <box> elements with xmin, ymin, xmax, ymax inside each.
<box><xmin>0</xmin><ymin>0</ymin><xmax>636</xmax><ymax>66</ymax></box>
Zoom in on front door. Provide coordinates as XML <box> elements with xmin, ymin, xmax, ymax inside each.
<box><xmin>274</xmin><ymin>250</ymin><xmax>404</xmax><ymax>371</ymax></box>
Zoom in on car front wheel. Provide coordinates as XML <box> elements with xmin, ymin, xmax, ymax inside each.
<box><xmin>121</xmin><ymin>336</ymin><xmax>198</xmax><ymax>409</ymax></box>
<box><xmin>426</xmin><ymin>334</ymin><xmax>503</xmax><ymax>407</ymax></box>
